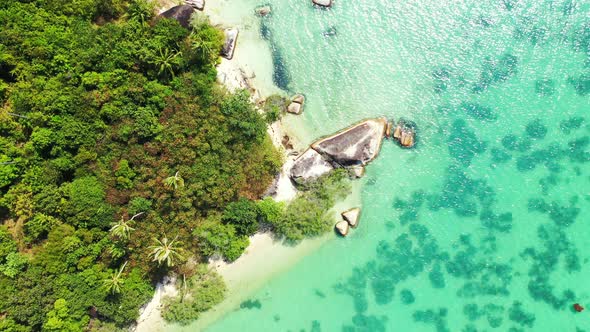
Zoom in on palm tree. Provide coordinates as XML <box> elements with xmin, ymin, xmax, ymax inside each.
<box><xmin>190</xmin><ymin>31</ymin><xmax>214</xmax><ymax>59</ymax></box>
<box><xmin>164</xmin><ymin>171</ymin><xmax>184</xmax><ymax>190</ymax></box>
<box><xmin>103</xmin><ymin>261</ymin><xmax>127</xmax><ymax>295</ymax></box>
<box><xmin>150</xmin><ymin>236</ymin><xmax>184</xmax><ymax>267</ymax></box>
<box><xmin>109</xmin><ymin>212</ymin><xmax>143</xmax><ymax>240</ymax></box>
<box><xmin>149</xmin><ymin>47</ymin><xmax>181</xmax><ymax>79</ymax></box>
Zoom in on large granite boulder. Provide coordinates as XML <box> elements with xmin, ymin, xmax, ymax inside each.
<box><xmin>313</xmin><ymin>0</ymin><xmax>332</xmax><ymax>7</ymax></box>
<box><xmin>221</xmin><ymin>28</ymin><xmax>239</xmax><ymax>60</ymax></box>
<box><xmin>311</xmin><ymin>118</ymin><xmax>387</xmax><ymax>166</ymax></box>
<box><xmin>159</xmin><ymin>5</ymin><xmax>195</xmax><ymax>29</ymax></box>
<box><xmin>342</xmin><ymin>208</ymin><xmax>361</xmax><ymax>228</ymax></box>
<box><xmin>335</xmin><ymin>220</ymin><xmax>349</xmax><ymax>236</ymax></box>
<box><xmin>290</xmin><ymin>149</ymin><xmax>333</xmax><ymax>184</ymax></box>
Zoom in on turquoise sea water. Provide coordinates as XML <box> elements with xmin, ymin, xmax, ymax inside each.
<box><xmin>208</xmin><ymin>0</ymin><xmax>590</xmax><ymax>331</ymax></box>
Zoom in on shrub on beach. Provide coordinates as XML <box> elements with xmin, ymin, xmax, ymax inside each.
<box><xmin>161</xmin><ymin>265</ymin><xmax>226</xmax><ymax>325</ymax></box>
<box><xmin>269</xmin><ymin>170</ymin><xmax>351</xmax><ymax>243</ymax></box>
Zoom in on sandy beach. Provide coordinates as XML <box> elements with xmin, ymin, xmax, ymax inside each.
<box><xmin>135</xmin><ymin>1</ymin><xmax>362</xmax><ymax>331</ymax></box>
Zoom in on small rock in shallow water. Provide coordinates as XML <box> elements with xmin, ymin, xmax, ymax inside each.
<box><xmin>287</xmin><ymin>102</ymin><xmax>302</xmax><ymax>114</ymax></box>
<box><xmin>313</xmin><ymin>0</ymin><xmax>332</xmax><ymax>7</ymax></box>
<box><xmin>291</xmin><ymin>94</ymin><xmax>305</xmax><ymax>105</ymax></box>
<box><xmin>335</xmin><ymin>220</ymin><xmax>349</xmax><ymax>236</ymax></box>
<box><xmin>342</xmin><ymin>208</ymin><xmax>361</xmax><ymax>228</ymax></box>
<box><xmin>255</xmin><ymin>5</ymin><xmax>271</xmax><ymax>16</ymax></box>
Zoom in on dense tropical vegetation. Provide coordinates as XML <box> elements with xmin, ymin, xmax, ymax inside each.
<box><xmin>0</xmin><ymin>0</ymin><xmax>350</xmax><ymax>329</ymax></box>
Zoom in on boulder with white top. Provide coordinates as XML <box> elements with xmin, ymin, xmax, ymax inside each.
<box><xmin>290</xmin><ymin>149</ymin><xmax>334</xmax><ymax>184</ymax></box>
<box><xmin>335</xmin><ymin>220</ymin><xmax>349</xmax><ymax>236</ymax></box>
<box><xmin>342</xmin><ymin>208</ymin><xmax>361</xmax><ymax>228</ymax></box>
<box><xmin>313</xmin><ymin>0</ymin><xmax>332</xmax><ymax>8</ymax></box>
<box><xmin>185</xmin><ymin>0</ymin><xmax>204</xmax><ymax>10</ymax></box>
<box><xmin>311</xmin><ymin>118</ymin><xmax>387</xmax><ymax>166</ymax></box>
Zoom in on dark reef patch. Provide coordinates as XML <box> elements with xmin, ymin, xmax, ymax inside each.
<box><xmin>432</xmin><ymin>68</ymin><xmax>451</xmax><ymax>93</ymax></box>
<box><xmin>525</xmin><ymin>119</ymin><xmax>548</xmax><ymax>139</ymax></box>
<box><xmin>271</xmin><ymin>45</ymin><xmax>291</xmax><ymax>90</ymax></box>
<box><xmin>447</xmin><ymin>119</ymin><xmax>487</xmax><ymax>166</ymax></box>
<box><xmin>400</xmin><ymin>289</ymin><xmax>415</xmax><ymax>304</ymax></box>
<box><xmin>568</xmin><ymin>74</ymin><xmax>590</xmax><ymax>96</ymax></box>
<box><xmin>459</xmin><ymin>102</ymin><xmax>497</xmax><ymax>121</ymax></box>
<box><xmin>521</xmin><ymin>224</ymin><xmax>578</xmax><ymax>309</ymax></box>
<box><xmin>528</xmin><ymin>197</ymin><xmax>580</xmax><ymax>227</ymax></box>
<box><xmin>535</xmin><ymin>78</ymin><xmax>556</xmax><ymax>96</ymax></box>
<box><xmin>472</xmin><ymin>54</ymin><xmax>518</xmax><ymax>93</ymax></box>
<box><xmin>240</xmin><ymin>299</ymin><xmax>262</xmax><ymax>309</ymax></box>
<box><xmin>508</xmin><ymin>301</ymin><xmax>536</xmax><ymax>328</ymax></box>
<box><xmin>559</xmin><ymin>117</ymin><xmax>585</xmax><ymax>134</ymax></box>
<box><xmin>429</xmin><ymin>263</ymin><xmax>446</xmax><ymax>289</ymax></box>
<box><xmin>342</xmin><ymin>314</ymin><xmax>387</xmax><ymax>332</ymax></box>
<box><xmin>490</xmin><ymin>147</ymin><xmax>512</xmax><ymax>165</ymax></box>
<box><xmin>413</xmin><ymin>308</ymin><xmax>449</xmax><ymax>332</ymax></box>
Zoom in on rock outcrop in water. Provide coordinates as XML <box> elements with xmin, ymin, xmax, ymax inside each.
<box><xmin>221</xmin><ymin>28</ymin><xmax>239</xmax><ymax>60</ymax></box>
<box><xmin>289</xmin><ymin>118</ymin><xmax>387</xmax><ymax>184</ymax></box>
<box><xmin>312</xmin><ymin>118</ymin><xmax>387</xmax><ymax>166</ymax></box>
<box><xmin>342</xmin><ymin>208</ymin><xmax>361</xmax><ymax>228</ymax></box>
<box><xmin>335</xmin><ymin>220</ymin><xmax>349</xmax><ymax>236</ymax></box>
<box><xmin>393</xmin><ymin>119</ymin><xmax>416</xmax><ymax>148</ymax></box>
<box><xmin>290</xmin><ymin>149</ymin><xmax>334</xmax><ymax>184</ymax></box>
<box><xmin>287</xmin><ymin>94</ymin><xmax>305</xmax><ymax>115</ymax></box>
<box><xmin>158</xmin><ymin>5</ymin><xmax>195</xmax><ymax>28</ymax></box>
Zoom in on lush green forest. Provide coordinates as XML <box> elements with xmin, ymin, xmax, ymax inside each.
<box><xmin>0</xmin><ymin>0</ymin><xmax>287</xmax><ymax>329</ymax></box>
<box><xmin>0</xmin><ymin>0</ymin><xmax>350</xmax><ymax>330</ymax></box>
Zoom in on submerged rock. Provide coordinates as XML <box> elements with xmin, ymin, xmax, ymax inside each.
<box><xmin>290</xmin><ymin>149</ymin><xmax>334</xmax><ymax>184</ymax></box>
<box><xmin>185</xmin><ymin>0</ymin><xmax>205</xmax><ymax>11</ymax></box>
<box><xmin>313</xmin><ymin>0</ymin><xmax>332</xmax><ymax>7</ymax></box>
<box><xmin>158</xmin><ymin>5</ymin><xmax>195</xmax><ymax>29</ymax></box>
<box><xmin>221</xmin><ymin>28</ymin><xmax>239</xmax><ymax>60</ymax></box>
<box><xmin>335</xmin><ymin>220</ymin><xmax>349</xmax><ymax>236</ymax></box>
<box><xmin>342</xmin><ymin>208</ymin><xmax>361</xmax><ymax>228</ymax></box>
<box><xmin>311</xmin><ymin>118</ymin><xmax>387</xmax><ymax>166</ymax></box>
<box><xmin>255</xmin><ymin>5</ymin><xmax>271</xmax><ymax>16</ymax></box>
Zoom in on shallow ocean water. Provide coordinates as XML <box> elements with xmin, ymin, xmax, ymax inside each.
<box><xmin>203</xmin><ymin>0</ymin><xmax>589</xmax><ymax>331</ymax></box>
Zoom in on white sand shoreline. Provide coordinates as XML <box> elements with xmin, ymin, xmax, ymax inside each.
<box><xmin>135</xmin><ymin>1</ymin><xmax>361</xmax><ymax>331</ymax></box>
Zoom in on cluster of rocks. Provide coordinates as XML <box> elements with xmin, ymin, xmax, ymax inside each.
<box><xmin>290</xmin><ymin>118</ymin><xmax>388</xmax><ymax>185</ymax></box>
<box><xmin>287</xmin><ymin>94</ymin><xmax>305</xmax><ymax>114</ymax></box>
<box><xmin>385</xmin><ymin>118</ymin><xmax>416</xmax><ymax>148</ymax></box>
<box><xmin>335</xmin><ymin>207</ymin><xmax>361</xmax><ymax>236</ymax></box>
